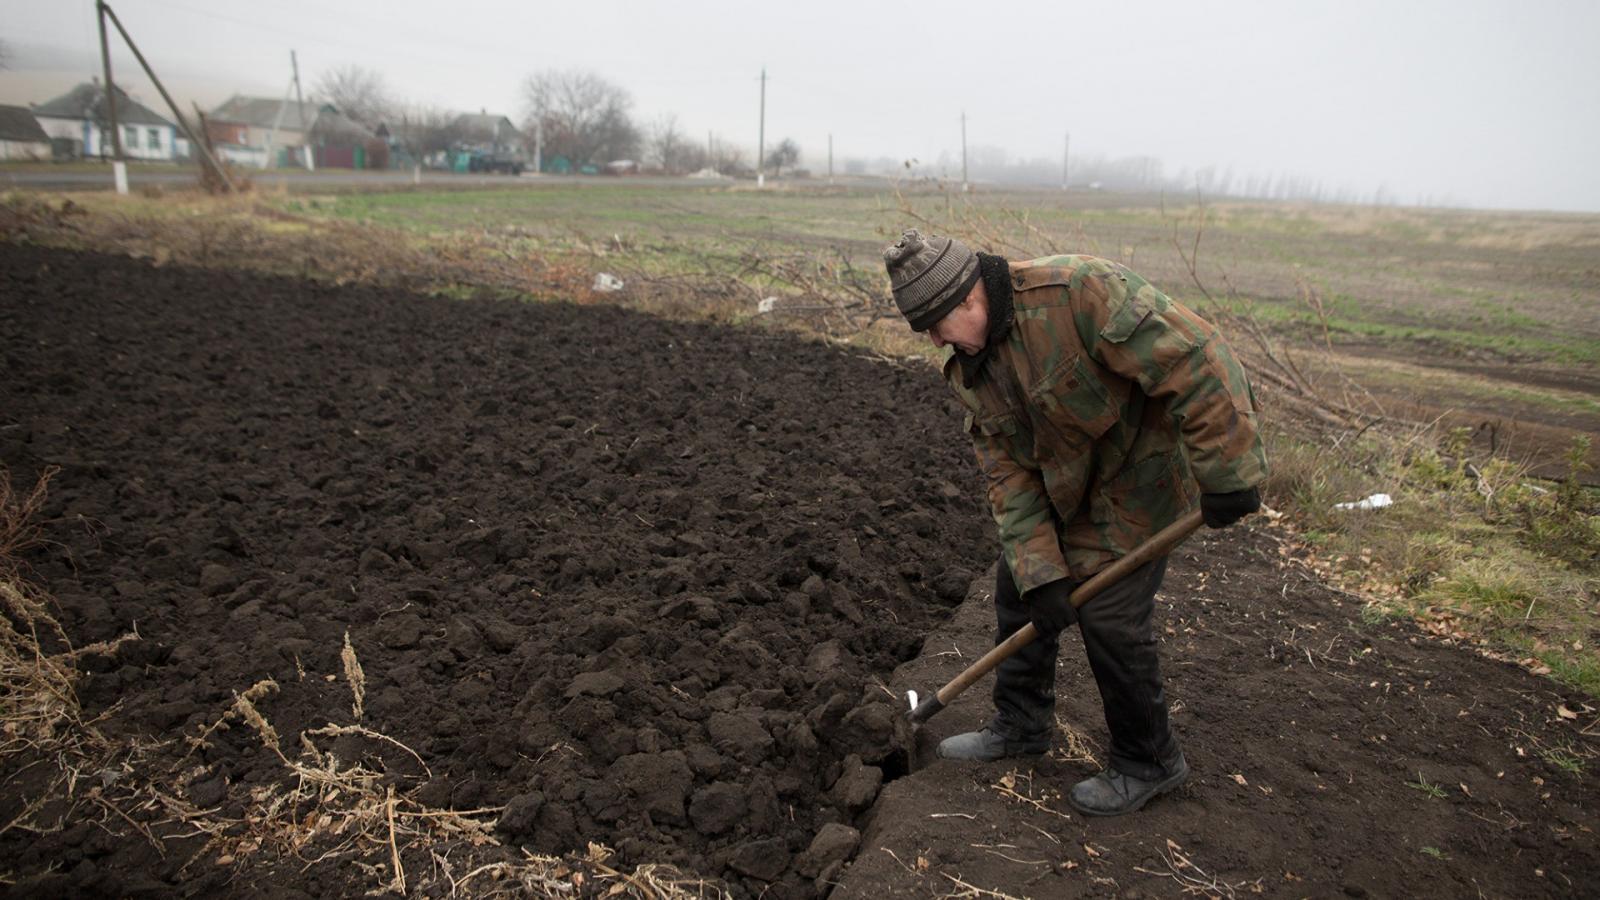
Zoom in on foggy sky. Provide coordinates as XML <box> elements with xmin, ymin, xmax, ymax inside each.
<box><xmin>3</xmin><ymin>0</ymin><xmax>1597</xmax><ymax>212</ymax></box>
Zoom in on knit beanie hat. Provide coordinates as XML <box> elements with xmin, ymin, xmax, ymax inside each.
<box><xmin>883</xmin><ymin>229</ymin><xmax>980</xmax><ymax>331</ymax></box>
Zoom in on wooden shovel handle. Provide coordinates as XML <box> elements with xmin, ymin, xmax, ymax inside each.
<box><xmin>931</xmin><ymin>507</ymin><xmax>1205</xmax><ymax>708</ymax></box>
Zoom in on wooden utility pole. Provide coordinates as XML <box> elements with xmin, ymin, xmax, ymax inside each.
<box><xmin>291</xmin><ymin>50</ymin><xmax>312</xmax><ymax>170</ymax></box>
<box><xmin>757</xmin><ymin>67</ymin><xmax>766</xmax><ymax>188</ymax></box>
<box><xmin>291</xmin><ymin>51</ymin><xmax>305</xmax><ymax>109</ymax></box>
<box><xmin>99</xmin><ymin>1</ymin><xmax>235</xmax><ymax>192</ymax></box>
<box><xmin>95</xmin><ymin>1</ymin><xmax>126</xmax><ymax>193</ymax></box>
<box><xmin>827</xmin><ymin>133</ymin><xmax>833</xmax><ymax>185</ymax></box>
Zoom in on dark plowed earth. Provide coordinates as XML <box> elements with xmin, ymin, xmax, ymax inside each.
<box><xmin>0</xmin><ymin>246</ymin><xmax>991</xmax><ymax>897</ymax></box>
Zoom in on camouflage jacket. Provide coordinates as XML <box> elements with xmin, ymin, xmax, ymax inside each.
<box><xmin>944</xmin><ymin>255</ymin><xmax>1267</xmax><ymax>591</ymax></box>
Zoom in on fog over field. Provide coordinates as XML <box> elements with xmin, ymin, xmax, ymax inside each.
<box><xmin>2</xmin><ymin>0</ymin><xmax>1596</xmax><ymax>212</ymax></box>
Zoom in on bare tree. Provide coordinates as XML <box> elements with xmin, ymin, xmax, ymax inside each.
<box><xmin>766</xmin><ymin>138</ymin><xmax>800</xmax><ymax>177</ymax></box>
<box><xmin>646</xmin><ymin>114</ymin><xmax>687</xmax><ymax>174</ymax></box>
<box><xmin>683</xmin><ymin>145</ymin><xmax>711</xmax><ymax>174</ymax></box>
<box><xmin>389</xmin><ymin>104</ymin><xmax>462</xmax><ymax>167</ymax></box>
<box><xmin>313</xmin><ymin>64</ymin><xmax>394</xmax><ymax>130</ymax></box>
<box><xmin>521</xmin><ymin>69</ymin><xmax>639</xmax><ymax>166</ymax></box>
<box><xmin>0</xmin><ymin>39</ymin><xmax>10</xmax><ymax>70</ymax></box>
<box><xmin>713</xmin><ymin>141</ymin><xmax>747</xmax><ymax>176</ymax></box>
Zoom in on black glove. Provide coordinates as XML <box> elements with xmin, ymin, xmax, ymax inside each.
<box><xmin>1200</xmin><ymin>486</ymin><xmax>1261</xmax><ymax>529</ymax></box>
<box><xmin>1025</xmin><ymin>578</ymin><xmax>1077</xmax><ymax>638</ymax></box>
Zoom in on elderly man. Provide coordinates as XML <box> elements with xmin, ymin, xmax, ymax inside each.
<box><xmin>883</xmin><ymin>229</ymin><xmax>1266</xmax><ymax>817</ymax></box>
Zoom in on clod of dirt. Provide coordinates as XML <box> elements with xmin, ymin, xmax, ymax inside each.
<box><xmin>706</xmin><ymin>711</ymin><xmax>775</xmax><ymax>763</ymax></box>
<box><xmin>829</xmin><ymin>755</ymin><xmax>885</xmax><ymax>811</ymax></box>
<box><xmin>197</xmin><ymin>563</ymin><xmax>239</xmax><ymax>596</ymax></box>
<box><xmin>565</xmin><ymin>670</ymin><xmax>625</xmax><ymax>699</ymax></box>
<box><xmin>727</xmin><ymin>838</ymin><xmax>790</xmax><ymax>882</ymax></box>
<box><xmin>796</xmin><ymin>823</ymin><xmax>861</xmax><ymax>879</ymax></box>
<box><xmin>376</xmin><ymin>613</ymin><xmax>423</xmax><ymax>649</ymax></box>
<box><xmin>688</xmin><ymin>782</ymin><xmax>747</xmax><ymax>836</ymax></box>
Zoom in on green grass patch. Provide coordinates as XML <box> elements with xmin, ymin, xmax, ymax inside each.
<box><xmin>1266</xmin><ymin>427</ymin><xmax>1600</xmax><ymax>697</ymax></box>
<box><xmin>1540</xmin><ymin>745</ymin><xmax>1585</xmax><ymax>776</ymax></box>
<box><xmin>1405</xmin><ymin>772</ymin><xmax>1447</xmax><ymax>799</ymax></box>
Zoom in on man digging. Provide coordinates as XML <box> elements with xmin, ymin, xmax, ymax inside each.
<box><xmin>884</xmin><ymin>229</ymin><xmax>1267</xmax><ymax>817</ymax></box>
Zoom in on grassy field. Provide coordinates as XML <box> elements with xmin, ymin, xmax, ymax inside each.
<box><xmin>5</xmin><ymin>179</ymin><xmax>1597</xmax><ymax>693</ymax></box>
<box><xmin>297</xmin><ymin>181</ymin><xmax>1600</xmax><ymax>469</ymax></box>
<box><xmin>298</xmin><ymin>182</ymin><xmax>1600</xmax><ymax>367</ymax></box>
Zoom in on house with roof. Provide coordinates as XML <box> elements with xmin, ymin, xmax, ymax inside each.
<box><xmin>207</xmin><ymin>95</ymin><xmax>382</xmax><ymax>169</ymax></box>
<box><xmin>309</xmin><ymin>105</ymin><xmax>383</xmax><ymax>169</ymax></box>
<box><xmin>206</xmin><ymin>94</ymin><xmax>317</xmax><ymax>168</ymax></box>
<box><xmin>452</xmin><ymin>110</ymin><xmax>525</xmax><ymax>157</ymax></box>
<box><xmin>32</xmin><ymin>80</ymin><xmax>186</xmax><ymax>161</ymax></box>
<box><xmin>0</xmin><ymin>105</ymin><xmax>51</xmax><ymax>160</ymax></box>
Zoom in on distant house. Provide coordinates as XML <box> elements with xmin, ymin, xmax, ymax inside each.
<box><xmin>207</xmin><ymin>94</ymin><xmax>316</xmax><ymax>168</ymax></box>
<box><xmin>0</xmin><ymin>105</ymin><xmax>51</xmax><ymax>160</ymax></box>
<box><xmin>206</xmin><ymin>96</ymin><xmax>383</xmax><ymax>169</ymax></box>
<box><xmin>452</xmin><ymin>110</ymin><xmax>525</xmax><ymax>156</ymax></box>
<box><xmin>32</xmin><ymin>81</ymin><xmax>187</xmax><ymax>161</ymax></box>
<box><xmin>309</xmin><ymin>105</ymin><xmax>383</xmax><ymax>170</ymax></box>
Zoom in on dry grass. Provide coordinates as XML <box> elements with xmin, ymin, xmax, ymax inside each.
<box><xmin>1048</xmin><ymin>714</ymin><xmax>1102</xmax><ymax>768</ymax></box>
<box><xmin>0</xmin><ymin>191</ymin><xmax>593</xmax><ymax>305</ymax></box>
<box><xmin>1</xmin><ymin>189</ymin><xmax>927</xmax><ymax>363</ymax></box>
<box><xmin>0</xmin><ymin>467</ymin><xmax>137</xmax><ymax>851</ymax></box>
<box><xmin>342</xmin><ymin>630</ymin><xmax>366</xmax><ymax>721</ymax></box>
<box><xmin>172</xmin><ymin>655</ymin><xmax>728</xmax><ymax>897</ymax></box>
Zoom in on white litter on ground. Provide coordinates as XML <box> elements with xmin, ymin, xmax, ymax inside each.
<box><xmin>1334</xmin><ymin>492</ymin><xmax>1393</xmax><ymax>511</ymax></box>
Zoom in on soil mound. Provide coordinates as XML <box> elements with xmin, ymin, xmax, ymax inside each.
<box><xmin>0</xmin><ymin>246</ymin><xmax>991</xmax><ymax>897</ymax></box>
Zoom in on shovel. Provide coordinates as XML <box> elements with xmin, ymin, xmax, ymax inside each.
<box><xmin>906</xmin><ymin>507</ymin><xmax>1206</xmax><ymax>724</ymax></box>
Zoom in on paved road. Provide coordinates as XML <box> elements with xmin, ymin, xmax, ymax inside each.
<box><xmin>0</xmin><ymin>167</ymin><xmax>723</xmax><ymax>193</ymax></box>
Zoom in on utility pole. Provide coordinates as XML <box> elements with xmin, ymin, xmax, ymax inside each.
<box><xmin>757</xmin><ymin>67</ymin><xmax>766</xmax><ymax>188</ymax></box>
<box><xmin>534</xmin><ymin>119</ymin><xmax>542</xmax><ymax>174</ymax></box>
<box><xmin>95</xmin><ymin>1</ymin><xmax>126</xmax><ymax>193</ymax></box>
<box><xmin>1061</xmin><ymin>131</ymin><xmax>1069</xmax><ymax>191</ymax></box>
<box><xmin>291</xmin><ymin>50</ymin><xmax>305</xmax><ymax>108</ymax></box>
<box><xmin>960</xmin><ymin>110</ymin><xmax>968</xmax><ymax>192</ymax></box>
<box><xmin>291</xmin><ymin>50</ymin><xmax>312</xmax><ymax>170</ymax></box>
<box><xmin>98</xmin><ymin>2</ymin><xmax>235</xmax><ymax>192</ymax></box>
<box><xmin>827</xmin><ymin>133</ymin><xmax>833</xmax><ymax>185</ymax></box>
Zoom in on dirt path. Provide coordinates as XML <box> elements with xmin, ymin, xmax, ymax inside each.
<box><xmin>2</xmin><ymin>246</ymin><xmax>1596</xmax><ymax>898</ymax></box>
<box><xmin>838</xmin><ymin>525</ymin><xmax>1600</xmax><ymax>898</ymax></box>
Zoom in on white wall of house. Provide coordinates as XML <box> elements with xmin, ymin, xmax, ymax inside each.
<box><xmin>245</xmin><ymin>124</ymin><xmax>307</xmax><ymax>150</ymax></box>
<box><xmin>34</xmin><ymin>116</ymin><xmax>180</xmax><ymax>160</ymax></box>
<box><xmin>0</xmin><ymin>139</ymin><xmax>51</xmax><ymax>160</ymax></box>
<box><xmin>216</xmin><ymin>144</ymin><xmax>268</xmax><ymax>167</ymax></box>
<box><xmin>116</xmin><ymin>123</ymin><xmax>179</xmax><ymax>160</ymax></box>
<box><xmin>36</xmin><ymin>116</ymin><xmax>84</xmax><ymax>147</ymax></box>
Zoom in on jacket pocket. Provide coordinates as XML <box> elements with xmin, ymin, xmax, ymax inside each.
<box><xmin>1028</xmin><ymin>354</ymin><xmax>1118</xmax><ymax>441</ymax></box>
<box><xmin>966</xmin><ymin>411</ymin><xmax>1020</xmax><ymax>437</ymax></box>
<box><xmin>1096</xmin><ymin>450</ymin><xmax>1187</xmax><ymax>531</ymax></box>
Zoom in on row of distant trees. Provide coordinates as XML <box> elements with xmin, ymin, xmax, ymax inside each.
<box><xmin>312</xmin><ymin>64</ymin><xmax>799</xmax><ymax>175</ymax></box>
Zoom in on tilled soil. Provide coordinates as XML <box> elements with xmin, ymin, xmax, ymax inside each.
<box><xmin>3</xmin><ymin>245</ymin><xmax>1597</xmax><ymax>899</ymax></box>
<box><xmin>0</xmin><ymin>246</ymin><xmax>990</xmax><ymax>897</ymax></box>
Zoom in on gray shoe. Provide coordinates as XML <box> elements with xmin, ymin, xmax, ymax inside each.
<box><xmin>936</xmin><ymin>727</ymin><xmax>1049</xmax><ymax>762</ymax></box>
<box><xmin>1067</xmin><ymin>754</ymin><xmax>1189</xmax><ymax>817</ymax></box>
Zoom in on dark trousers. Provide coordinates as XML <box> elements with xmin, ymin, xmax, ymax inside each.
<box><xmin>988</xmin><ymin>554</ymin><xmax>1181</xmax><ymax>781</ymax></box>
